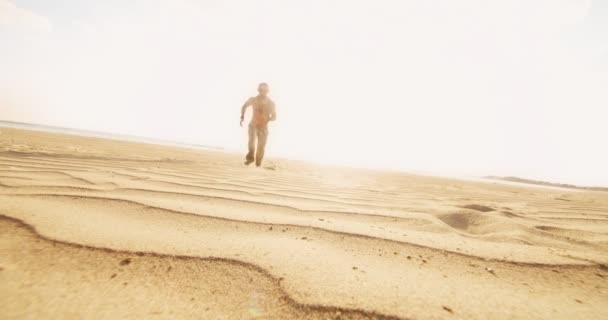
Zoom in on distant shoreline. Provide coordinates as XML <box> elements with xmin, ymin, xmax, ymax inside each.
<box><xmin>0</xmin><ymin>120</ymin><xmax>223</xmax><ymax>152</ymax></box>
<box><xmin>484</xmin><ymin>176</ymin><xmax>607</xmax><ymax>192</ymax></box>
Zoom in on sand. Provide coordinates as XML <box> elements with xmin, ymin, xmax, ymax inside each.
<box><xmin>0</xmin><ymin>127</ymin><xmax>607</xmax><ymax>320</ymax></box>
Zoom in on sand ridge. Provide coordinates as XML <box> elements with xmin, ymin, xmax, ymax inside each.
<box><xmin>1</xmin><ymin>127</ymin><xmax>608</xmax><ymax>319</ymax></box>
<box><xmin>0</xmin><ymin>214</ymin><xmax>402</xmax><ymax>320</ymax></box>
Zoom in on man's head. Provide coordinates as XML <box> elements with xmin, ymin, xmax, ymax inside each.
<box><xmin>257</xmin><ymin>82</ymin><xmax>269</xmax><ymax>96</ymax></box>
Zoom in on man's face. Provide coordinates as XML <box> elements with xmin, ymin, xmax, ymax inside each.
<box><xmin>258</xmin><ymin>84</ymin><xmax>269</xmax><ymax>96</ymax></box>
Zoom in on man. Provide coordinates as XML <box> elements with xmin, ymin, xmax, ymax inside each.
<box><xmin>240</xmin><ymin>82</ymin><xmax>277</xmax><ymax>167</ymax></box>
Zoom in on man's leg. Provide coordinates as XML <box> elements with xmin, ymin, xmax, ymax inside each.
<box><xmin>245</xmin><ymin>124</ymin><xmax>256</xmax><ymax>164</ymax></box>
<box><xmin>255</xmin><ymin>127</ymin><xmax>268</xmax><ymax>167</ymax></box>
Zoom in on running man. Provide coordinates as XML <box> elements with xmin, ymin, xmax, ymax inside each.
<box><xmin>240</xmin><ymin>82</ymin><xmax>277</xmax><ymax>167</ymax></box>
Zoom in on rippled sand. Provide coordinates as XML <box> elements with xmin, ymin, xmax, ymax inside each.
<box><xmin>1</xmin><ymin>128</ymin><xmax>607</xmax><ymax>319</ymax></box>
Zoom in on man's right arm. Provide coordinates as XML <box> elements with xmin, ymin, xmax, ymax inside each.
<box><xmin>240</xmin><ymin>98</ymin><xmax>252</xmax><ymax>126</ymax></box>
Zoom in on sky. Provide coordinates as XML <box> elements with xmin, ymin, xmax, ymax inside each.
<box><xmin>1</xmin><ymin>0</ymin><xmax>607</xmax><ymax>185</ymax></box>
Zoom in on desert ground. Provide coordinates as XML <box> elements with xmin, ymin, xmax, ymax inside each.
<box><xmin>0</xmin><ymin>127</ymin><xmax>607</xmax><ymax>320</ymax></box>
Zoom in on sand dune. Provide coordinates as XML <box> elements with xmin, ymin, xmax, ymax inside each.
<box><xmin>1</xmin><ymin>128</ymin><xmax>607</xmax><ymax>319</ymax></box>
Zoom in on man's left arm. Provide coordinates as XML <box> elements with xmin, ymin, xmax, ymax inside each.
<box><xmin>269</xmin><ymin>101</ymin><xmax>277</xmax><ymax>121</ymax></box>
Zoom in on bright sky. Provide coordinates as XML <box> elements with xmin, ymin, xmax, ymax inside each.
<box><xmin>1</xmin><ymin>0</ymin><xmax>607</xmax><ymax>185</ymax></box>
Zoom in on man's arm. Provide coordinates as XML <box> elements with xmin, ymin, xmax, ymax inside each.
<box><xmin>268</xmin><ymin>101</ymin><xmax>277</xmax><ymax>122</ymax></box>
<box><xmin>240</xmin><ymin>98</ymin><xmax>252</xmax><ymax>126</ymax></box>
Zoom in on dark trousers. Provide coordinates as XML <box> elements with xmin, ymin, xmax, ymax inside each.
<box><xmin>246</xmin><ymin>124</ymin><xmax>268</xmax><ymax>166</ymax></box>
